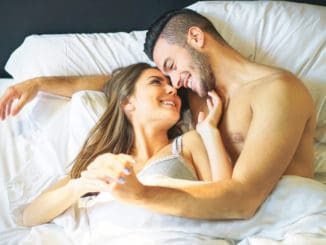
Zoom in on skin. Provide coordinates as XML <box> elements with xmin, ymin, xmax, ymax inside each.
<box><xmin>54</xmin><ymin>27</ymin><xmax>315</xmax><ymax>220</ymax></box>
<box><xmin>0</xmin><ymin>75</ymin><xmax>109</xmax><ymax>119</ymax></box>
<box><xmin>22</xmin><ymin>68</ymin><xmax>232</xmax><ymax>226</ymax></box>
<box><xmin>134</xmin><ymin>26</ymin><xmax>315</xmax><ymax>219</ymax></box>
<box><xmin>1</xmin><ymin>26</ymin><xmax>316</xmax><ymax>220</ymax></box>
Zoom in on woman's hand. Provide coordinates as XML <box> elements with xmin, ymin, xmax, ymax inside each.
<box><xmin>81</xmin><ymin>153</ymin><xmax>144</xmax><ymax>201</ymax></box>
<box><xmin>196</xmin><ymin>90</ymin><xmax>223</xmax><ymax>135</ymax></box>
<box><xmin>68</xmin><ymin>175</ymin><xmax>111</xmax><ymax>197</ymax></box>
<box><xmin>0</xmin><ymin>78</ymin><xmax>40</xmax><ymax>120</ymax></box>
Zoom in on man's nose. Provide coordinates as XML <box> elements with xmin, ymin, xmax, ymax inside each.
<box><xmin>169</xmin><ymin>71</ymin><xmax>181</xmax><ymax>89</ymax></box>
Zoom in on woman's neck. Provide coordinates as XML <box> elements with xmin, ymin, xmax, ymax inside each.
<box><xmin>131</xmin><ymin>126</ymin><xmax>170</xmax><ymax>163</ymax></box>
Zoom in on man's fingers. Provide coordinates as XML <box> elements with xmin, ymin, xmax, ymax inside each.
<box><xmin>0</xmin><ymin>86</ymin><xmax>24</xmax><ymax>119</ymax></box>
<box><xmin>11</xmin><ymin>96</ymin><xmax>28</xmax><ymax>116</ymax></box>
<box><xmin>0</xmin><ymin>91</ymin><xmax>13</xmax><ymax>120</ymax></box>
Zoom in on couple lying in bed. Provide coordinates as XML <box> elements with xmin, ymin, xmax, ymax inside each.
<box><xmin>22</xmin><ymin>62</ymin><xmax>233</xmax><ymax>226</ymax></box>
<box><xmin>0</xmin><ymin>9</ymin><xmax>315</xmax><ymax>226</ymax></box>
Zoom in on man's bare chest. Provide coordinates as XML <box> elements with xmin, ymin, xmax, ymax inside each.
<box><xmin>219</xmin><ymin>99</ymin><xmax>252</xmax><ymax>161</ymax></box>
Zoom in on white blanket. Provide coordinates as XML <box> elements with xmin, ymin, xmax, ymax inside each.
<box><xmin>14</xmin><ymin>176</ymin><xmax>321</xmax><ymax>245</ymax></box>
<box><xmin>1</xmin><ymin>80</ymin><xmax>326</xmax><ymax>244</ymax></box>
<box><xmin>2</xmin><ymin>178</ymin><xmax>326</xmax><ymax>245</ymax></box>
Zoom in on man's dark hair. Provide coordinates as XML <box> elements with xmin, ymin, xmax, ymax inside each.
<box><xmin>144</xmin><ymin>8</ymin><xmax>226</xmax><ymax>61</ymax></box>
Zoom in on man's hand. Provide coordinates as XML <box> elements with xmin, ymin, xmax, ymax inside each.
<box><xmin>0</xmin><ymin>78</ymin><xmax>40</xmax><ymax>120</ymax></box>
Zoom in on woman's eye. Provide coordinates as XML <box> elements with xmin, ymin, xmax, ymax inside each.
<box><xmin>151</xmin><ymin>79</ymin><xmax>161</xmax><ymax>84</ymax></box>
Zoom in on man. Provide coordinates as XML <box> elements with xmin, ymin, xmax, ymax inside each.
<box><xmin>0</xmin><ymin>9</ymin><xmax>315</xmax><ymax>220</ymax></box>
<box><xmin>106</xmin><ymin>8</ymin><xmax>315</xmax><ymax>220</ymax></box>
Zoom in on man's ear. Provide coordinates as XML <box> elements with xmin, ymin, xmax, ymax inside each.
<box><xmin>187</xmin><ymin>26</ymin><xmax>205</xmax><ymax>48</ymax></box>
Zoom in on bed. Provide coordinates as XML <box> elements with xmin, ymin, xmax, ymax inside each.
<box><xmin>0</xmin><ymin>1</ymin><xmax>326</xmax><ymax>244</ymax></box>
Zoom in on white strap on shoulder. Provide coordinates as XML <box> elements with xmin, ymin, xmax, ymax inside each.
<box><xmin>172</xmin><ymin>135</ymin><xmax>183</xmax><ymax>155</ymax></box>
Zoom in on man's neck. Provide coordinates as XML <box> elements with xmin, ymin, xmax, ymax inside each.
<box><xmin>210</xmin><ymin>43</ymin><xmax>272</xmax><ymax>98</ymax></box>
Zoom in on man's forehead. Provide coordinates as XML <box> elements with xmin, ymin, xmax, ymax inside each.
<box><xmin>153</xmin><ymin>38</ymin><xmax>172</xmax><ymax>68</ymax></box>
<box><xmin>153</xmin><ymin>38</ymin><xmax>164</xmax><ymax>58</ymax></box>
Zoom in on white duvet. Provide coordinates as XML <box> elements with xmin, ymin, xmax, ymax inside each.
<box><xmin>55</xmin><ymin>175</ymin><xmax>326</xmax><ymax>244</ymax></box>
<box><xmin>1</xmin><ymin>84</ymin><xmax>326</xmax><ymax>244</ymax></box>
<box><xmin>2</xmin><ymin>176</ymin><xmax>326</xmax><ymax>245</ymax></box>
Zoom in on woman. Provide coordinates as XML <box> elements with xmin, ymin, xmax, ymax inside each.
<box><xmin>22</xmin><ymin>63</ymin><xmax>232</xmax><ymax>226</ymax></box>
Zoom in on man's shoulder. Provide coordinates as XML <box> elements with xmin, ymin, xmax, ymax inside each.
<box><xmin>252</xmin><ymin>68</ymin><xmax>306</xmax><ymax>95</ymax></box>
<box><xmin>251</xmin><ymin>68</ymin><xmax>314</xmax><ymax>112</ymax></box>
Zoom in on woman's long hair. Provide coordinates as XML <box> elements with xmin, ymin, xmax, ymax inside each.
<box><xmin>70</xmin><ymin>63</ymin><xmax>151</xmax><ymax>178</ymax></box>
<box><xmin>70</xmin><ymin>63</ymin><xmax>183</xmax><ymax>178</ymax></box>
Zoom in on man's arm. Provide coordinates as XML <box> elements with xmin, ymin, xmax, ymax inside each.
<box><xmin>0</xmin><ymin>75</ymin><xmax>109</xmax><ymax>120</ymax></box>
<box><xmin>30</xmin><ymin>75</ymin><xmax>110</xmax><ymax>97</ymax></box>
<box><xmin>117</xmin><ymin>78</ymin><xmax>315</xmax><ymax>220</ymax></box>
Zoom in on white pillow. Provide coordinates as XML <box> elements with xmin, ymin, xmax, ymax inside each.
<box><xmin>5</xmin><ymin>31</ymin><xmax>152</xmax><ymax>81</ymax></box>
<box><xmin>5</xmin><ymin>90</ymin><xmax>106</xmax><ymax>225</ymax></box>
<box><xmin>66</xmin><ymin>90</ymin><xmax>108</xmax><ymax>170</ymax></box>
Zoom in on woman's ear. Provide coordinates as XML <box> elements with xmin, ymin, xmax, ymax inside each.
<box><xmin>121</xmin><ymin>97</ymin><xmax>135</xmax><ymax>112</ymax></box>
<box><xmin>124</xmin><ymin>103</ymin><xmax>135</xmax><ymax>111</ymax></box>
<box><xmin>187</xmin><ymin>26</ymin><xmax>205</xmax><ymax>48</ymax></box>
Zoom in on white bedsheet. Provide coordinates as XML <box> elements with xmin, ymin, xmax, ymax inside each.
<box><xmin>1</xmin><ymin>78</ymin><xmax>326</xmax><ymax>244</ymax></box>
<box><xmin>53</xmin><ymin>175</ymin><xmax>326</xmax><ymax>244</ymax></box>
<box><xmin>1</xmin><ymin>175</ymin><xmax>326</xmax><ymax>245</ymax></box>
<box><xmin>0</xmin><ymin>78</ymin><xmax>71</xmax><ymax>229</ymax></box>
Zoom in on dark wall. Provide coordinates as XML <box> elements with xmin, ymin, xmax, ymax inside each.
<box><xmin>0</xmin><ymin>0</ymin><xmax>198</xmax><ymax>77</ymax></box>
<box><xmin>0</xmin><ymin>0</ymin><xmax>325</xmax><ymax>78</ymax></box>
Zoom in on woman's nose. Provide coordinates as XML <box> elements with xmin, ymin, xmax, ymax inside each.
<box><xmin>166</xmin><ymin>84</ymin><xmax>177</xmax><ymax>95</ymax></box>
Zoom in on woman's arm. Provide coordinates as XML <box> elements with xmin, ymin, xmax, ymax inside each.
<box><xmin>22</xmin><ymin>174</ymin><xmax>110</xmax><ymax>227</ymax></box>
<box><xmin>195</xmin><ymin>90</ymin><xmax>232</xmax><ymax>181</ymax></box>
<box><xmin>0</xmin><ymin>75</ymin><xmax>110</xmax><ymax>120</ymax></box>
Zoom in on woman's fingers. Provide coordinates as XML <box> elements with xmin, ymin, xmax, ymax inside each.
<box><xmin>84</xmin><ymin>153</ymin><xmax>135</xmax><ymax>184</ymax></box>
<box><xmin>197</xmin><ymin>111</ymin><xmax>206</xmax><ymax>124</ymax></box>
<box><xmin>207</xmin><ymin>90</ymin><xmax>221</xmax><ymax>107</ymax></box>
<box><xmin>88</xmin><ymin>153</ymin><xmax>134</xmax><ymax>170</ymax></box>
<box><xmin>118</xmin><ymin>153</ymin><xmax>136</xmax><ymax>164</ymax></box>
<box><xmin>83</xmin><ymin>178</ymin><xmax>110</xmax><ymax>191</ymax></box>
<box><xmin>206</xmin><ymin>90</ymin><xmax>223</xmax><ymax>123</ymax></box>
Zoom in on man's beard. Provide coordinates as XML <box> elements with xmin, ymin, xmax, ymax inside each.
<box><xmin>187</xmin><ymin>45</ymin><xmax>215</xmax><ymax>97</ymax></box>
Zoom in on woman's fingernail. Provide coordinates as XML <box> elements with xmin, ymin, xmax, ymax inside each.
<box><xmin>119</xmin><ymin>177</ymin><xmax>126</xmax><ymax>184</ymax></box>
<box><xmin>123</xmin><ymin>167</ymin><xmax>131</xmax><ymax>175</ymax></box>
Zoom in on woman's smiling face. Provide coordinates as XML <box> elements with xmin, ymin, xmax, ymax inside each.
<box><xmin>129</xmin><ymin>68</ymin><xmax>182</xmax><ymax>128</ymax></box>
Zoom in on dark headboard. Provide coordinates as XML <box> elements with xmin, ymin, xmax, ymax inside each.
<box><xmin>1</xmin><ymin>0</ymin><xmax>325</xmax><ymax>78</ymax></box>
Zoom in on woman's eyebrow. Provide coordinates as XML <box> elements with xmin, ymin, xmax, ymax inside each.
<box><xmin>147</xmin><ymin>75</ymin><xmax>164</xmax><ymax>81</ymax></box>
